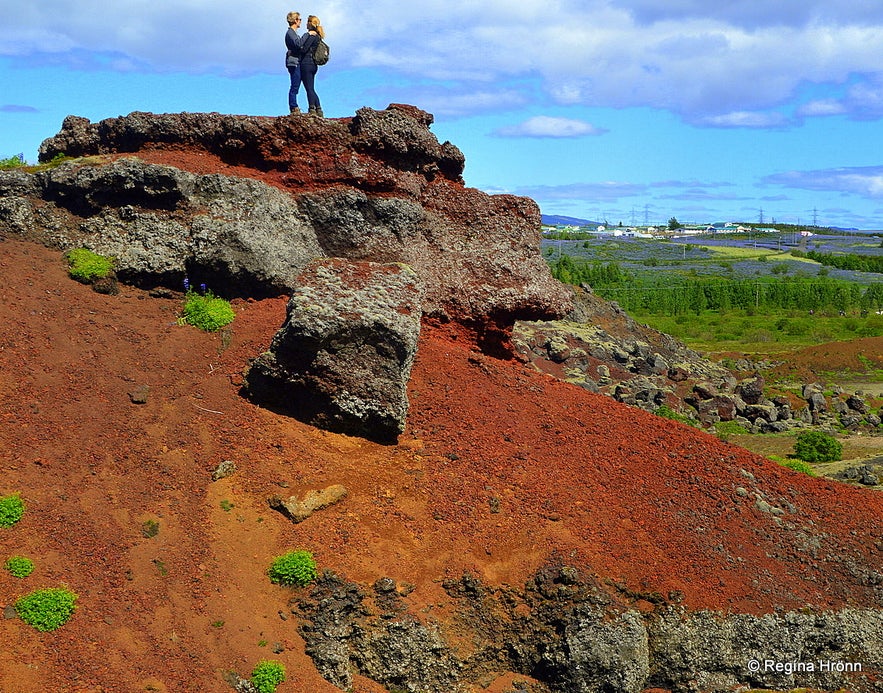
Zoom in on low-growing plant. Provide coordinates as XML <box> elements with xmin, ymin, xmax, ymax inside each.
<box><xmin>141</xmin><ymin>519</ymin><xmax>160</xmax><ymax>538</ymax></box>
<box><xmin>66</xmin><ymin>248</ymin><xmax>114</xmax><ymax>283</ymax></box>
<box><xmin>251</xmin><ymin>659</ymin><xmax>286</xmax><ymax>693</ymax></box>
<box><xmin>714</xmin><ymin>421</ymin><xmax>749</xmax><ymax>437</ymax></box>
<box><xmin>778</xmin><ymin>458</ymin><xmax>817</xmax><ymax>476</ymax></box>
<box><xmin>0</xmin><ymin>153</ymin><xmax>25</xmax><ymax>170</ymax></box>
<box><xmin>793</xmin><ymin>430</ymin><xmax>842</xmax><ymax>463</ymax></box>
<box><xmin>654</xmin><ymin>405</ymin><xmax>700</xmax><ymax>428</ymax></box>
<box><xmin>268</xmin><ymin>550</ymin><xmax>318</xmax><ymax>587</ymax></box>
<box><xmin>0</xmin><ymin>493</ymin><xmax>25</xmax><ymax>527</ymax></box>
<box><xmin>181</xmin><ymin>291</ymin><xmax>235</xmax><ymax>332</ymax></box>
<box><xmin>15</xmin><ymin>587</ymin><xmax>78</xmax><ymax>631</ymax></box>
<box><xmin>4</xmin><ymin>555</ymin><xmax>35</xmax><ymax>578</ymax></box>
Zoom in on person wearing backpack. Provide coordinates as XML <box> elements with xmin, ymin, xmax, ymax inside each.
<box><xmin>284</xmin><ymin>11</ymin><xmax>304</xmax><ymax>115</ymax></box>
<box><xmin>299</xmin><ymin>15</ymin><xmax>325</xmax><ymax>117</ymax></box>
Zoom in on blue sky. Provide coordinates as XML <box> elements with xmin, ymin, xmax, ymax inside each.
<box><xmin>4</xmin><ymin>2</ymin><xmax>883</xmax><ymax>229</ymax></box>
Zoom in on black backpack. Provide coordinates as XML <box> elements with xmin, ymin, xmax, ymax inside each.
<box><xmin>313</xmin><ymin>38</ymin><xmax>330</xmax><ymax>66</ymax></box>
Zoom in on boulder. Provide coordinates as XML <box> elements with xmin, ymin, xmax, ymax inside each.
<box><xmin>735</xmin><ymin>376</ymin><xmax>765</xmax><ymax>405</ymax></box>
<box><xmin>846</xmin><ymin>394</ymin><xmax>868</xmax><ymax>414</ymax></box>
<box><xmin>269</xmin><ymin>484</ymin><xmax>349</xmax><ymax>523</ymax></box>
<box><xmin>244</xmin><ymin>259</ymin><xmax>422</xmax><ymax>443</ymax></box>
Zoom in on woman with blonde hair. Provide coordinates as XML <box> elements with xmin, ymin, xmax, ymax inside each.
<box><xmin>284</xmin><ymin>11</ymin><xmax>304</xmax><ymax>114</ymax></box>
<box><xmin>298</xmin><ymin>15</ymin><xmax>324</xmax><ymax>117</ymax></box>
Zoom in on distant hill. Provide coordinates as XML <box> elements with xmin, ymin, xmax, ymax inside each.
<box><xmin>541</xmin><ymin>214</ymin><xmax>600</xmax><ymax>226</ymax></box>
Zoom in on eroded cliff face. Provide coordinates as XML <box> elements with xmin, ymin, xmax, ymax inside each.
<box><xmin>11</xmin><ymin>105</ymin><xmax>571</xmax><ymax>338</ymax></box>
<box><xmin>0</xmin><ymin>105</ymin><xmax>572</xmax><ymax>437</ymax></box>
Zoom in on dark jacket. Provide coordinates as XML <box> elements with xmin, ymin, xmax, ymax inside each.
<box><xmin>285</xmin><ymin>27</ymin><xmax>301</xmax><ymax>67</ymax></box>
<box><xmin>299</xmin><ymin>32</ymin><xmax>320</xmax><ymax>67</ymax></box>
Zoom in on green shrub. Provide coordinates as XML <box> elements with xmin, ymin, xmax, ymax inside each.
<box><xmin>0</xmin><ymin>493</ymin><xmax>25</xmax><ymax>528</ymax></box>
<box><xmin>4</xmin><ymin>555</ymin><xmax>35</xmax><ymax>578</ymax></box>
<box><xmin>251</xmin><ymin>659</ymin><xmax>286</xmax><ymax>693</ymax></box>
<box><xmin>268</xmin><ymin>550</ymin><xmax>318</xmax><ymax>587</ymax></box>
<box><xmin>793</xmin><ymin>430</ymin><xmax>842</xmax><ymax>463</ymax></box>
<box><xmin>67</xmin><ymin>248</ymin><xmax>114</xmax><ymax>283</ymax></box>
<box><xmin>15</xmin><ymin>587</ymin><xmax>78</xmax><ymax>631</ymax></box>
<box><xmin>181</xmin><ymin>291</ymin><xmax>235</xmax><ymax>332</ymax></box>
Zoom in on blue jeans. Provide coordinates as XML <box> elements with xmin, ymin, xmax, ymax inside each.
<box><xmin>287</xmin><ymin>64</ymin><xmax>301</xmax><ymax>111</ymax></box>
<box><xmin>300</xmin><ymin>63</ymin><xmax>321</xmax><ymax>110</ymax></box>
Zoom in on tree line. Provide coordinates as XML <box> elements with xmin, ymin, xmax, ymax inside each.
<box><xmin>791</xmin><ymin>249</ymin><xmax>883</xmax><ymax>274</ymax></box>
<box><xmin>549</xmin><ymin>256</ymin><xmax>883</xmax><ymax>315</ymax></box>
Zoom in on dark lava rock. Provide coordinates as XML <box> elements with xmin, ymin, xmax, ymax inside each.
<box><xmin>244</xmin><ymin>258</ymin><xmax>421</xmax><ymax>443</ymax></box>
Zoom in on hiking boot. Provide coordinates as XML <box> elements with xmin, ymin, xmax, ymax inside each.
<box><xmin>289</xmin><ymin>107</ymin><xmax>300</xmax><ymax>115</ymax></box>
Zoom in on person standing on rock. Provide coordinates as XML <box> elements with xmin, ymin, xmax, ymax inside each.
<box><xmin>285</xmin><ymin>12</ymin><xmax>304</xmax><ymax>114</ymax></box>
<box><xmin>299</xmin><ymin>15</ymin><xmax>324</xmax><ymax>117</ymax></box>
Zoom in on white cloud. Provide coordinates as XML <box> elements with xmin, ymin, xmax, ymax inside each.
<box><xmin>765</xmin><ymin>166</ymin><xmax>883</xmax><ymax>198</ymax></box>
<box><xmin>694</xmin><ymin>111</ymin><xmax>791</xmax><ymax>129</ymax></box>
<box><xmin>493</xmin><ymin>116</ymin><xmax>607</xmax><ymax>138</ymax></box>
<box><xmin>796</xmin><ymin>99</ymin><xmax>847</xmax><ymax>117</ymax></box>
<box><xmin>3</xmin><ymin>1</ymin><xmax>883</xmax><ymax>123</ymax></box>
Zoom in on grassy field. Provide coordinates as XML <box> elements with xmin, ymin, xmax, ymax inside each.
<box><xmin>634</xmin><ymin>308</ymin><xmax>883</xmax><ymax>353</ymax></box>
<box><xmin>544</xmin><ymin>232</ymin><xmax>883</xmax><ymax>352</ymax></box>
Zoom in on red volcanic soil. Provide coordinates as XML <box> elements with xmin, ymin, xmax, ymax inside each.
<box><xmin>1</xmin><ymin>154</ymin><xmax>882</xmax><ymax>692</ymax></box>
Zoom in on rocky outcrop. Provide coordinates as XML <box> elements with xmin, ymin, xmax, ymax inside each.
<box><xmin>0</xmin><ymin>106</ymin><xmax>573</xmax><ymax>439</ymax></box>
<box><xmin>244</xmin><ymin>259</ymin><xmax>422</xmax><ymax>442</ymax></box>
<box><xmin>516</xmin><ymin>288</ymin><xmax>883</xmax><ymax>440</ymax></box>
<box><xmin>290</xmin><ymin>566</ymin><xmax>883</xmax><ymax>693</ymax></box>
<box><xmin>0</xmin><ymin>157</ymin><xmax>324</xmax><ymax>294</ymax></box>
<box><xmin>8</xmin><ymin>107</ymin><xmax>571</xmax><ymax>336</ymax></box>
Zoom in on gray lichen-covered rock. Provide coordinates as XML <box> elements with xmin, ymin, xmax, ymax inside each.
<box><xmin>1</xmin><ymin>157</ymin><xmax>323</xmax><ymax>293</ymax></box>
<box><xmin>244</xmin><ymin>258</ymin><xmax>422</xmax><ymax>443</ymax></box>
<box><xmin>650</xmin><ymin>606</ymin><xmax>883</xmax><ymax>692</ymax></box>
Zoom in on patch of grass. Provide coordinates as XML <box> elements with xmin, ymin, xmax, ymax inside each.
<box><xmin>654</xmin><ymin>405</ymin><xmax>700</xmax><ymax>428</ymax></box>
<box><xmin>268</xmin><ymin>550</ymin><xmax>318</xmax><ymax>587</ymax></box>
<box><xmin>220</xmin><ymin>499</ymin><xmax>234</xmax><ymax>512</ymax></box>
<box><xmin>181</xmin><ymin>291</ymin><xmax>235</xmax><ymax>332</ymax></box>
<box><xmin>0</xmin><ymin>493</ymin><xmax>25</xmax><ymax>528</ymax></box>
<box><xmin>4</xmin><ymin>555</ymin><xmax>35</xmax><ymax>578</ymax></box>
<box><xmin>774</xmin><ymin>457</ymin><xmax>817</xmax><ymax>476</ymax></box>
<box><xmin>0</xmin><ymin>153</ymin><xmax>26</xmax><ymax>170</ymax></box>
<box><xmin>251</xmin><ymin>659</ymin><xmax>286</xmax><ymax>693</ymax></box>
<box><xmin>211</xmin><ymin>620</ymin><xmax>225</xmax><ymax>628</ymax></box>
<box><xmin>66</xmin><ymin>248</ymin><xmax>114</xmax><ymax>283</ymax></box>
<box><xmin>15</xmin><ymin>587</ymin><xmax>78</xmax><ymax>631</ymax></box>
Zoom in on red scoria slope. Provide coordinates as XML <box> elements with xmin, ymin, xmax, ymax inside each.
<box><xmin>0</xmin><ymin>174</ymin><xmax>881</xmax><ymax>692</ymax></box>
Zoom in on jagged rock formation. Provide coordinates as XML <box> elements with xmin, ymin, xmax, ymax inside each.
<box><xmin>12</xmin><ymin>106</ymin><xmax>572</xmax><ymax>337</ymax></box>
<box><xmin>0</xmin><ymin>105</ymin><xmax>571</xmax><ymax>439</ymax></box>
<box><xmin>292</xmin><ymin>566</ymin><xmax>883</xmax><ymax>693</ymax></box>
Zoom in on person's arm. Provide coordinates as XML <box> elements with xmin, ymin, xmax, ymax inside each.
<box><xmin>299</xmin><ymin>32</ymin><xmax>318</xmax><ymax>54</ymax></box>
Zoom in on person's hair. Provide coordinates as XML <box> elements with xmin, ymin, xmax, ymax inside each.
<box><xmin>286</xmin><ymin>11</ymin><xmax>300</xmax><ymax>25</ymax></box>
<box><xmin>307</xmin><ymin>15</ymin><xmax>325</xmax><ymax>39</ymax></box>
